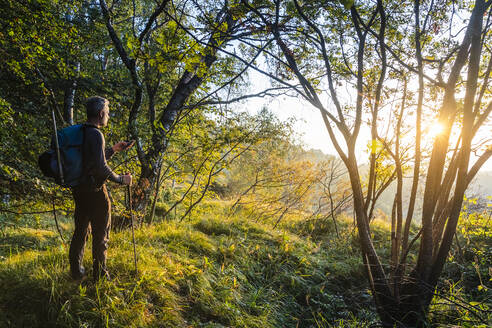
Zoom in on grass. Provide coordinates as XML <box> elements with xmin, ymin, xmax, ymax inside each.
<box><xmin>0</xmin><ymin>200</ymin><xmax>377</xmax><ymax>327</ymax></box>
<box><xmin>2</xmin><ymin>200</ymin><xmax>489</xmax><ymax>327</ymax></box>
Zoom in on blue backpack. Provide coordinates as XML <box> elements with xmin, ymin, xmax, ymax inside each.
<box><xmin>38</xmin><ymin>124</ymin><xmax>85</xmax><ymax>187</ymax></box>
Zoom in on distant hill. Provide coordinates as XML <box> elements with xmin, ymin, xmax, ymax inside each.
<box><xmin>298</xmin><ymin>147</ymin><xmax>336</xmax><ymax>163</ymax></box>
<box><xmin>469</xmin><ymin>170</ymin><xmax>492</xmax><ymax>196</ymax></box>
<box><xmin>368</xmin><ymin>170</ymin><xmax>492</xmax><ymax>218</ymax></box>
<box><xmin>302</xmin><ymin>148</ymin><xmax>492</xmax><ymax>218</ymax></box>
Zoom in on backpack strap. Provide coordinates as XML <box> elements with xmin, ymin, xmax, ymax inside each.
<box><xmin>80</xmin><ymin>124</ymin><xmax>91</xmax><ymax>185</ymax></box>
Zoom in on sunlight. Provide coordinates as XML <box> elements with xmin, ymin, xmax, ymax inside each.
<box><xmin>427</xmin><ymin>122</ymin><xmax>445</xmax><ymax>138</ymax></box>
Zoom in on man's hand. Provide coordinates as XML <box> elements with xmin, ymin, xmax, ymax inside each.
<box><xmin>112</xmin><ymin>140</ymin><xmax>135</xmax><ymax>153</ymax></box>
<box><xmin>121</xmin><ymin>173</ymin><xmax>132</xmax><ymax>185</ymax></box>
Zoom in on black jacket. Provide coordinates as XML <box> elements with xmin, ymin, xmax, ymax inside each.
<box><xmin>78</xmin><ymin>124</ymin><xmax>120</xmax><ymax>190</ymax></box>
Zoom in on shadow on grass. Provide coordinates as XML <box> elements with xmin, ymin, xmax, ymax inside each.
<box><xmin>0</xmin><ymin>229</ymin><xmax>61</xmax><ymax>257</ymax></box>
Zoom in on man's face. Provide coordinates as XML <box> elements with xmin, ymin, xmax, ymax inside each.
<box><xmin>100</xmin><ymin>104</ymin><xmax>110</xmax><ymax>127</ymax></box>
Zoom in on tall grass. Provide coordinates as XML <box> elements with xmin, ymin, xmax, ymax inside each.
<box><xmin>0</xmin><ymin>200</ymin><xmax>377</xmax><ymax>327</ymax></box>
<box><xmin>4</xmin><ymin>200</ymin><xmax>489</xmax><ymax>327</ymax></box>
<box><xmin>2</xmin><ymin>200</ymin><xmax>489</xmax><ymax>327</ymax></box>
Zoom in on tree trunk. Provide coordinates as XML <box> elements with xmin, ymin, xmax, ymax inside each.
<box><xmin>63</xmin><ymin>62</ymin><xmax>79</xmax><ymax>125</ymax></box>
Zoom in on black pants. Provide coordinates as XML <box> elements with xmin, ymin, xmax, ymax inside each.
<box><xmin>69</xmin><ymin>184</ymin><xmax>111</xmax><ymax>280</ymax></box>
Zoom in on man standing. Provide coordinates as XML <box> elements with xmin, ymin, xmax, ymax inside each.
<box><xmin>70</xmin><ymin>96</ymin><xmax>133</xmax><ymax>281</ymax></box>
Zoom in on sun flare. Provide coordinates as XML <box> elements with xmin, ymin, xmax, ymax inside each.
<box><xmin>427</xmin><ymin>122</ymin><xmax>445</xmax><ymax>138</ymax></box>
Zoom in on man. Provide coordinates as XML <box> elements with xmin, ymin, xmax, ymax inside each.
<box><xmin>70</xmin><ymin>96</ymin><xmax>133</xmax><ymax>281</ymax></box>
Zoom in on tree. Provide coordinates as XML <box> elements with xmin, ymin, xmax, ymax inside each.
<box><xmin>151</xmin><ymin>109</ymin><xmax>287</xmax><ymax>223</ymax></box>
<box><xmin>98</xmin><ymin>0</ymin><xmax>259</xmax><ymax>214</ymax></box>
<box><xmin>235</xmin><ymin>0</ymin><xmax>492</xmax><ymax>326</ymax></box>
<box><xmin>0</xmin><ymin>0</ymin><xmax>288</xmax><ymax>223</ymax></box>
<box><xmin>227</xmin><ymin>134</ymin><xmax>353</xmax><ymax>235</ymax></box>
<box><xmin>0</xmin><ymin>0</ymin><xmax>89</xmax><ymax>204</ymax></box>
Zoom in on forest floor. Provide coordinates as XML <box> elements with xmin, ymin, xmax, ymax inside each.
<box><xmin>0</xmin><ymin>200</ymin><xmax>490</xmax><ymax>327</ymax></box>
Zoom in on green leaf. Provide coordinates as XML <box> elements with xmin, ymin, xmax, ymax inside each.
<box><xmin>340</xmin><ymin>0</ymin><xmax>354</xmax><ymax>10</ymax></box>
<box><xmin>370</xmin><ymin>139</ymin><xmax>382</xmax><ymax>154</ymax></box>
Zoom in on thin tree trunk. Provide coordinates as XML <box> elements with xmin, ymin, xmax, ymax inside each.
<box><xmin>63</xmin><ymin>62</ymin><xmax>79</xmax><ymax>125</ymax></box>
<box><xmin>401</xmin><ymin>0</ymin><xmax>423</xmax><ymax>263</ymax></box>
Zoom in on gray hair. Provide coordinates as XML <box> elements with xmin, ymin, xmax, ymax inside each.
<box><xmin>85</xmin><ymin>96</ymin><xmax>109</xmax><ymax>119</ymax></box>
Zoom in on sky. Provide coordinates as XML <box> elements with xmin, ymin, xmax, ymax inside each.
<box><xmin>239</xmin><ymin>68</ymin><xmax>492</xmax><ymax>173</ymax></box>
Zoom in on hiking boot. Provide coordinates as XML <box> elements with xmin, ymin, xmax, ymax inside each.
<box><xmin>71</xmin><ymin>266</ymin><xmax>87</xmax><ymax>281</ymax></box>
<box><xmin>94</xmin><ymin>270</ymin><xmax>111</xmax><ymax>282</ymax></box>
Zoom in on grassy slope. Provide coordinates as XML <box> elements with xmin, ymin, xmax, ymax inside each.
<box><xmin>0</xmin><ymin>201</ymin><xmax>375</xmax><ymax>328</ymax></box>
<box><xmin>2</xmin><ymin>201</ymin><xmax>489</xmax><ymax>327</ymax></box>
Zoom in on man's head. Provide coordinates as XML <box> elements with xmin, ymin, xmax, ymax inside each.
<box><xmin>85</xmin><ymin>96</ymin><xmax>109</xmax><ymax>127</ymax></box>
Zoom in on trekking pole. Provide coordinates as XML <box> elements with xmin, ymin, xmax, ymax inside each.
<box><xmin>51</xmin><ymin>109</ymin><xmax>64</xmax><ymax>185</ymax></box>
<box><xmin>127</xmin><ymin>183</ymin><xmax>138</xmax><ymax>274</ymax></box>
<box><xmin>51</xmin><ymin>192</ymin><xmax>66</xmax><ymax>245</ymax></box>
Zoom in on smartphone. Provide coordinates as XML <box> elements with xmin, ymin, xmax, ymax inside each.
<box><xmin>124</xmin><ymin>140</ymin><xmax>135</xmax><ymax>150</ymax></box>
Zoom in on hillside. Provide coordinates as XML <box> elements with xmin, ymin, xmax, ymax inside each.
<box><xmin>1</xmin><ymin>200</ymin><xmax>490</xmax><ymax>327</ymax></box>
<box><xmin>0</xmin><ymin>201</ymin><xmax>375</xmax><ymax>328</ymax></box>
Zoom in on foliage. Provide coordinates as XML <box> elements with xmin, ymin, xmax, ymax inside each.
<box><xmin>124</xmin><ymin>108</ymin><xmax>294</xmax><ymax>224</ymax></box>
<box><xmin>429</xmin><ymin>208</ymin><xmax>492</xmax><ymax>327</ymax></box>
<box><xmin>1</xmin><ymin>0</ymin><xmax>492</xmax><ymax>327</ymax></box>
<box><xmin>231</xmin><ymin>0</ymin><xmax>492</xmax><ymax>325</ymax></box>
<box><xmin>225</xmin><ymin>128</ymin><xmax>352</xmax><ymax>231</ymax></box>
